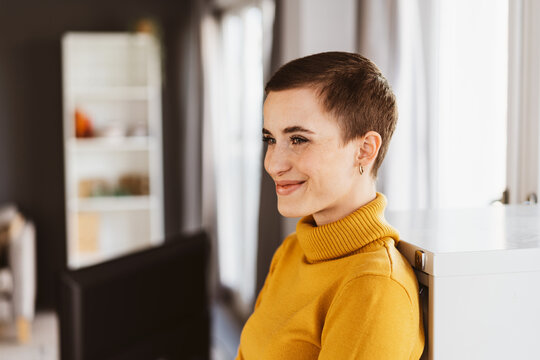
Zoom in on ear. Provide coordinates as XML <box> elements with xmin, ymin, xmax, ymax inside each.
<box><xmin>356</xmin><ymin>131</ymin><xmax>382</xmax><ymax>167</ymax></box>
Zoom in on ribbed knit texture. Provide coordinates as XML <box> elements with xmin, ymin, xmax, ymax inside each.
<box><xmin>296</xmin><ymin>192</ymin><xmax>399</xmax><ymax>262</ymax></box>
<box><xmin>237</xmin><ymin>192</ymin><xmax>425</xmax><ymax>360</ymax></box>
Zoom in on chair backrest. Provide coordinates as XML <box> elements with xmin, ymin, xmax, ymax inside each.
<box><xmin>418</xmin><ymin>283</ymin><xmax>429</xmax><ymax>360</ymax></box>
<box><xmin>396</xmin><ymin>241</ymin><xmax>429</xmax><ymax>359</ymax></box>
<box><xmin>58</xmin><ymin>231</ymin><xmax>210</xmax><ymax>360</ymax></box>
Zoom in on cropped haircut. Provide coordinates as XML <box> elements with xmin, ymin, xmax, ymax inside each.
<box><xmin>265</xmin><ymin>52</ymin><xmax>398</xmax><ymax>178</ymax></box>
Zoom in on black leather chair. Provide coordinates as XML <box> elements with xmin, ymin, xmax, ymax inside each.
<box><xmin>58</xmin><ymin>231</ymin><xmax>210</xmax><ymax>360</ymax></box>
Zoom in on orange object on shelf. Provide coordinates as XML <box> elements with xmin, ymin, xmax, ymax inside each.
<box><xmin>75</xmin><ymin>108</ymin><xmax>94</xmax><ymax>138</ymax></box>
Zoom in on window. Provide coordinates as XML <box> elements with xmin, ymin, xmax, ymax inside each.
<box><xmin>437</xmin><ymin>0</ymin><xmax>508</xmax><ymax>207</ymax></box>
<box><xmin>202</xmin><ymin>4</ymin><xmax>264</xmax><ymax>316</ymax></box>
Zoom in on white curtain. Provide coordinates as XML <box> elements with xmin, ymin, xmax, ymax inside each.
<box><xmin>359</xmin><ymin>0</ymin><xmax>509</xmax><ymax>210</ymax></box>
<box><xmin>201</xmin><ymin>2</ymin><xmax>273</xmax><ymax>318</ymax></box>
<box><xmin>507</xmin><ymin>0</ymin><xmax>540</xmax><ymax>204</ymax></box>
<box><xmin>359</xmin><ymin>0</ymin><xmax>436</xmax><ymax>211</ymax></box>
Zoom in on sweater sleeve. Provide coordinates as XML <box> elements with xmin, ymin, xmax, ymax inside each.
<box><xmin>319</xmin><ymin>275</ymin><xmax>417</xmax><ymax>360</ymax></box>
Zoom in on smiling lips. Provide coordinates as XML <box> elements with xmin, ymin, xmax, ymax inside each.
<box><xmin>275</xmin><ymin>180</ymin><xmax>306</xmax><ymax>196</ymax></box>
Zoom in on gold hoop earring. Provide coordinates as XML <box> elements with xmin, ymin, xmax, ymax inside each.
<box><xmin>359</xmin><ymin>165</ymin><xmax>364</xmax><ymax>175</ymax></box>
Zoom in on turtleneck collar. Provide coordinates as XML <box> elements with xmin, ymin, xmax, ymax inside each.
<box><xmin>295</xmin><ymin>192</ymin><xmax>399</xmax><ymax>263</ymax></box>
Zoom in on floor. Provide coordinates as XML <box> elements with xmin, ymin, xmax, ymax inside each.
<box><xmin>0</xmin><ymin>302</ymin><xmax>242</xmax><ymax>360</ymax></box>
<box><xmin>210</xmin><ymin>302</ymin><xmax>243</xmax><ymax>360</ymax></box>
<box><xmin>0</xmin><ymin>311</ymin><xmax>58</xmax><ymax>360</ymax></box>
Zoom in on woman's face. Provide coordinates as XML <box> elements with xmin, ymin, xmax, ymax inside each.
<box><xmin>263</xmin><ymin>87</ymin><xmax>363</xmax><ymax>225</ymax></box>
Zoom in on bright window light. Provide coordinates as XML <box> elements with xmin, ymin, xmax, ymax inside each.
<box><xmin>211</xmin><ymin>5</ymin><xmax>263</xmax><ymax>311</ymax></box>
<box><xmin>437</xmin><ymin>0</ymin><xmax>508</xmax><ymax>207</ymax></box>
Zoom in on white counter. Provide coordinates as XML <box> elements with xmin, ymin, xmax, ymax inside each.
<box><xmin>388</xmin><ymin>205</ymin><xmax>540</xmax><ymax>360</ymax></box>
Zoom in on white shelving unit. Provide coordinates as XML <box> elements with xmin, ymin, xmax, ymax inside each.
<box><xmin>62</xmin><ymin>32</ymin><xmax>164</xmax><ymax>269</ymax></box>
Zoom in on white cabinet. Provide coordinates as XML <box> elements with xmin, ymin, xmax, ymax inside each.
<box><xmin>388</xmin><ymin>206</ymin><xmax>540</xmax><ymax>360</ymax></box>
<box><xmin>62</xmin><ymin>32</ymin><xmax>164</xmax><ymax>269</ymax></box>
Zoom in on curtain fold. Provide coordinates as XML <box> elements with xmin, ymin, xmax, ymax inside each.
<box><xmin>256</xmin><ymin>0</ymin><xmax>282</xmax><ymax>300</ymax></box>
<box><xmin>202</xmin><ymin>0</ymin><xmax>276</xmax><ymax>319</ymax></box>
<box><xmin>357</xmin><ymin>0</ymin><xmax>437</xmax><ymax>210</ymax></box>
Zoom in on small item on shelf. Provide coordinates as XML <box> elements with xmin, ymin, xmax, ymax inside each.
<box><xmin>113</xmin><ymin>187</ymin><xmax>130</xmax><ymax>197</ymax></box>
<box><xmin>75</xmin><ymin>108</ymin><xmax>94</xmax><ymax>138</ymax></box>
<box><xmin>134</xmin><ymin>18</ymin><xmax>161</xmax><ymax>36</ymax></box>
<box><xmin>90</xmin><ymin>181</ymin><xmax>111</xmax><ymax>197</ymax></box>
<box><xmin>78</xmin><ymin>180</ymin><xmax>93</xmax><ymax>198</ymax></box>
<box><xmin>118</xmin><ymin>174</ymin><xmax>149</xmax><ymax>196</ymax></box>
<box><xmin>97</xmin><ymin>122</ymin><xmax>127</xmax><ymax>138</ymax></box>
<box><xmin>127</xmin><ymin>121</ymin><xmax>148</xmax><ymax>137</ymax></box>
<box><xmin>77</xmin><ymin>212</ymin><xmax>99</xmax><ymax>253</ymax></box>
<box><xmin>78</xmin><ymin>179</ymin><xmax>110</xmax><ymax>198</ymax></box>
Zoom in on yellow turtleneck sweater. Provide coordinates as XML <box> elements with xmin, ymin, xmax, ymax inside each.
<box><xmin>236</xmin><ymin>193</ymin><xmax>425</xmax><ymax>359</ymax></box>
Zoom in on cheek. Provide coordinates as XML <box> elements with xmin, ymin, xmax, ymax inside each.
<box><xmin>307</xmin><ymin>151</ymin><xmax>355</xmax><ymax>188</ymax></box>
<box><xmin>294</xmin><ymin>152</ymin><xmax>318</xmax><ymax>177</ymax></box>
<box><xmin>298</xmin><ymin>155</ymin><xmax>335</xmax><ymax>196</ymax></box>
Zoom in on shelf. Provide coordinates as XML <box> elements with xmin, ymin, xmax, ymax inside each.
<box><xmin>71</xmin><ymin>195</ymin><xmax>155</xmax><ymax>212</ymax></box>
<box><xmin>69</xmin><ymin>86</ymin><xmax>159</xmax><ymax>101</ymax></box>
<box><xmin>63</xmin><ymin>32</ymin><xmax>164</xmax><ymax>270</ymax></box>
<box><xmin>68</xmin><ymin>136</ymin><xmax>155</xmax><ymax>152</ymax></box>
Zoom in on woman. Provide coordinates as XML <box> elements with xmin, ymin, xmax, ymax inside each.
<box><xmin>236</xmin><ymin>52</ymin><xmax>425</xmax><ymax>359</ymax></box>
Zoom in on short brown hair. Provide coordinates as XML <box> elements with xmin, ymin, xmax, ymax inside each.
<box><xmin>265</xmin><ymin>52</ymin><xmax>397</xmax><ymax>178</ymax></box>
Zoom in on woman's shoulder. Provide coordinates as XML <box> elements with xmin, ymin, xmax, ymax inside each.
<box><xmin>342</xmin><ymin>239</ymin><xmax>419</xmax><ymax>302</ymax></box>
<box><xmin>265</xmin><ymin>232</ymin><xmax>302</xmax><ymax>273</ymax></box>
<box><xmin>274</xmin><ymin>231</ymin><xmax>299</xmax><ymax>257</ymax></box>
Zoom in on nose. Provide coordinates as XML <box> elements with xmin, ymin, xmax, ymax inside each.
<box><xmin>264</xmin><ymin>144</ymin><xmax>291</xmax><ymax>178</ymax></box>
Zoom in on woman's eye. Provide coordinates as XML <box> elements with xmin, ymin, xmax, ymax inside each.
<box><xmin>290</xmin><ymin>136</ymin><xmax>308</xmax><ymax>145</ymax></box>
<box><xmin>262</xmin><ymin>136</ymin><xmax>276</xmax><ymax>145</ymax></box>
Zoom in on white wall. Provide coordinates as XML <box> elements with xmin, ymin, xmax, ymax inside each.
<box><xmin>281</xmin><ymin>0</ymin><xmax>357</xmax><ymax>61</ymax></box>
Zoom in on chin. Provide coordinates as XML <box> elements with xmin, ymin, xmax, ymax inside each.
<box><xmin>277</xmin><ymin>201</ymin><xmax>310</xmax><ymax>218</ymax></box>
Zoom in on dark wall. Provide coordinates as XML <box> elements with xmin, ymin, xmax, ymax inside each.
<box><xmin>0</xmin><ymin>0</ymin><xmax>193</xmax><ymax>309</ymax></box>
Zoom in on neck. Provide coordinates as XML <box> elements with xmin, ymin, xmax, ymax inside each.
<box><xmin>312</xmin><ymin>182</ymin><xmax>377</xmax><ymax>226</ymax></box>
<box><xmin>297</xmin><ymin>192</ymin><xmax>398</xmax><ymax>262</ymax></box>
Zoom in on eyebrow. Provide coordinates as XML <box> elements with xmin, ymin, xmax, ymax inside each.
<box><xmin>262</xmin><ymin>126</ymin><xmax>315</xmax><ymax>135</ymax></box>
